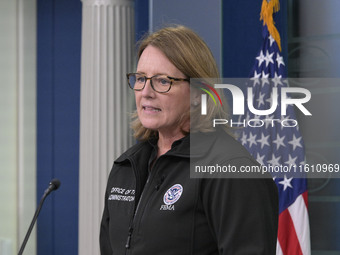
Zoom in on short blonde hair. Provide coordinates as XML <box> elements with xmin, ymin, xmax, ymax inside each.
<box><xmin>131</xmin><ymin>25</ymin><xmax>230</xmax><ymax>140</ymax></box>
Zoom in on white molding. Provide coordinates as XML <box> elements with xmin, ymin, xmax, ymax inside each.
<box><xmin>79</xmin><ymin>0</ymin><xmax>135</xmax><ymax>254</ymax></box>
<box><xmin>82</xmin><ymin>0</ymin><xmax>134</xmax><ymax>6</ymax></box>
<box><xmin>17</xmin><ymin>0</ymin><xmax>37</xmax><ymax>254</ymax></box>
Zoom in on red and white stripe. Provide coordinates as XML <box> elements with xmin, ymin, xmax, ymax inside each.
<box><xmin>276</xmin><ymin>191</ymin><xmax>311</xmax><ymax>255</ymax></box>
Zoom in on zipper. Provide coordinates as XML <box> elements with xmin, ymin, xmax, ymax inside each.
<box><xmin>125</xmin><ymin>227</ymin><xmax>133</xmax><ymax>249</ymax></box>
<box><xmin>125</xmin><ymin>156</ymin><xmax>163</xmax><ymax>252</ymax></box>
<box><xmin>125</xmin><ymin>160</ymin><xmax>152</xmax><ymax>252</ymax></box>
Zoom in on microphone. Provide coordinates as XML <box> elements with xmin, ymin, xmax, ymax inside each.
<box><xmin>44</xmin><ymin>178</ymin><xmax>61</xmax><ymax>196</ymax></box>
<box><xmin>18</xmin><ymin>178</ymin><xmax>61</xmax><ymax>255</ymax></box>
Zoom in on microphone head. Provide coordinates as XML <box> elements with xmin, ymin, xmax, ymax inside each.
<box><xmin>50</xmin><ymin>178</ymin><xmax>61</xmax><ymax>191</ymax></box>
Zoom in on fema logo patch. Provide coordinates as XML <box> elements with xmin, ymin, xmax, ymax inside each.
<box><xmin>163</xmin><ymin>184</ymin><xmax>183</xmax><ymax>205</ymax></box>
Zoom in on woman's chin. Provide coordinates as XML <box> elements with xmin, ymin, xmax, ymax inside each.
<box><xmin>140</xmin><ymin>120</ymin><xmax>160</xmax><ymax>131</ymax></box>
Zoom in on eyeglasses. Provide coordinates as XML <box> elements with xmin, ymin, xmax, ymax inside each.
<box><xmin>126</xmin><ymin>73</ymin><xmax>190</xmax><ymax>93</ymax></box>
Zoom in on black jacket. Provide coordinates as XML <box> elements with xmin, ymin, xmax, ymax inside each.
<box><xmin>100</xmin><ymin>130</ymin><xmax>278</xmax><ymax>254</ymax></box>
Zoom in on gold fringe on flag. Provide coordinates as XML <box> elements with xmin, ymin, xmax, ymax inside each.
<box><xmin>260</xmin><ymin>0</ymin><xmax>282</xmax><ymax>51</ymax></box>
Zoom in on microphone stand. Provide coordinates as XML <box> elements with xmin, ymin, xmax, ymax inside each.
<box><xmin>18</xmin><ymin>179</ymin><xmax>60</xmax><ymax>255</ymax></box>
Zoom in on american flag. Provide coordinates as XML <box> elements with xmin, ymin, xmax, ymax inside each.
<box><xmin>237</xmin><ymin>1</ymin><xmax>311</xmax><ymax>254</ymax></box>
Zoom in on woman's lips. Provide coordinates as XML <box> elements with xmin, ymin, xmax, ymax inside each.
<box><xmin>142</xmin><ymin>105</ymin><xmax>161</xmax><ymax>112</ymax></box>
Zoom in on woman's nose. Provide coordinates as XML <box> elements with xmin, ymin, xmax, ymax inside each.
<box><xmin>141</xmin><ymin>79</ymin><xmax>155</xmax><ymax>97</ymax></box>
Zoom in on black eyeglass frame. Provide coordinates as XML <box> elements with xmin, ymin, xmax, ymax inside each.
<box><xmin>126</xmin><ymin>73</ymin><xmax>190</xmax><ymax>93</ymax></box>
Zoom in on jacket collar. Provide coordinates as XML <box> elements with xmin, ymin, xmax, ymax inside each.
<box><xmin>115</xmin><ymin>129</ymin><xmax>225</xmax><ymax>163</ymax></box>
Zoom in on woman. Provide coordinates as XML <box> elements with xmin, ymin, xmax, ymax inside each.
<box><xmin>100</xmin><ymin>25</ymin><xmax>278</xmax><ymax>254</ymax></box>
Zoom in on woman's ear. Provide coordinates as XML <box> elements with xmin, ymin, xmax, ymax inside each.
<box><xmin>190</xmin><ymin>87</ymin><xmax>201</xmax><ymax>107</ymax></box>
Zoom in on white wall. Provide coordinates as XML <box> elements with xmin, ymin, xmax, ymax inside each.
<box><xmin>0</xmin><ymin>1</ymin><xmax>17</xmax><ymax>253</ymax></box>
<box><xmin>0</xmin><ymin>0</ymin><xmax>36</xmax><ymax>254</ymax></box>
